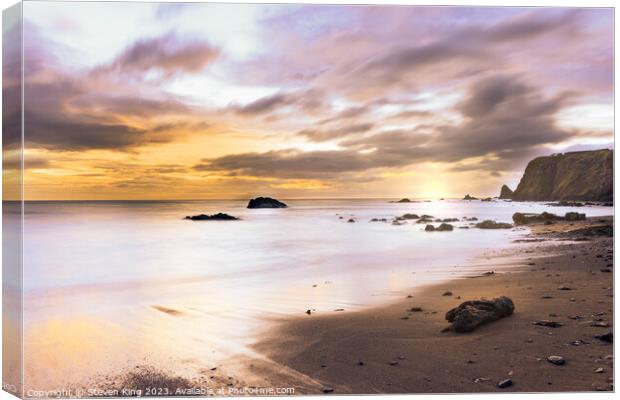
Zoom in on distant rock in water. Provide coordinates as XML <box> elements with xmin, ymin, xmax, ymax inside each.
<box><xmin>247</xmin><ymin>197</ymin><xmax>287</xmax><ymax>209</ymax></box>
<box><xmin>476</xmin><ymin>220</ymin><xmax>512</xmax><ymax>229</ymax></box>
<box><xmin>445</xmin><ymin>296</ymin><xmax>515</xmax><ymax>333</ymax></box>
<box><xmin>463</xmin><ymin>194</ymin><xmax>478</xmax><ymax>200</ymax></box>
<box><xmin>396</xmin><ymin>198</ymin><xmax>411</xmax><ymax>203</ymax></box>
<box><xmin>184</xmin><ymin>213</ymin><xmax>239</xmax><ymax>221</ymax></box>
<box><xmin>510</xmin><ymin>149</ymin><xmax>613</xmax><ymax>202</ymax></box>
<box><xmin>499</xmin><ymin>185</ymin><xmax>513</xmax><ymax>199</ymax></box>
<box><xmin>425</xmin><ymin>223</ymin><xmax>454</xmax><ymax>232</ymax></box>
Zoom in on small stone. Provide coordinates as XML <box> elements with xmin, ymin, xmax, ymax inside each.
<box><xmin>533</xmin><ymin>320</ymin><xmax>563</xmax><ymax>328</ymax></box>
<box><xmin>322</xmin><ymin>387</ymin><xmax>334</xmax><ymax>394</ymax></box>
<box><xmin>389</xmin><ymin>360</ymin><xmax>399</xmax><ymax>366</ymax></box>
<box><xmin>306</xmin><ymin>309</ymin><xmax>312</xmax><ymax>315</ymax></box>
<box><xmin>474</xmin><ymin>377</ymin><xmax>490</xmax><ymax>383</ymax></box>
<box><xmin>558</xmin><ymin>285</ymin><xmax>573</xmax><ymax>290</ymax></box>
<box><xmin>595</xmin><ymin>331</ymin><xmax>613</xmax><ymax>343</ymax></box>
<box><xmin>547</xmin><ymin>355</ymin><xmax>565</xmax><ymax>365</ymax></box>
<box><xmin>595</xmin><ymin>368</ymin><xmax>604</xmax><ymax>373</ymax></box>
<box><xmin>410</xmin><ymin>307</ymin><xmax>423</xmax><ymax>312</ymax></box>
<box><xmin>497</xmin><ymin>379</ymin><xmax>513</xmax><ymax>388</ymax></box>
<box><xmin>591</xmin><ymin>321</ymin><xmax>610</xmax><ymax>328</ymax></box>
<box><xmin>442</xmin><ymin>291</ymin><xmax>453</xmax><ymax>296</ymax></box>
<box><xmin>357</xmin><ymin>361</ymin><xmax>365</xmax><ymax>366</ymax></box>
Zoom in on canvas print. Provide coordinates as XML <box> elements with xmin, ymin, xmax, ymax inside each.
<box><xmin>2</xmin><ymin>1</ymin><xmax>614</xmax><ymax>397</ymax></box>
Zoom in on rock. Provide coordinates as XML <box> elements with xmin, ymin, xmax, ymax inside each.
<box><xmin>594</xmin><ymin>367</ymin><xmax>604</xmax><ymax>373</ymax></box>
<box><xmin>322</xmin><ymin>387</ymin><xmax>334</xmax><ymax>393</ymax></box>
<box><xmin>476</xmin><ymin>220</ymin><xmax>512</xmax><ymax>229</ymax></box>
<box><xmin>481</xmin><ymin>197</ymin><xmax>493</xmax><ymax>202</ymax></box>
<box><xmin>558</xmin><ymin>285</ymin><xmax>573</xmax><ymax>290</ymax></box>
<box><xmin>595</xmin><ymin>331</ymin><xmax>613</xmax><ymax>343</ymax></box>
<box><xmin>306</xmin><ymin>309</ymin><xmax>312</xmax><ymax>315</ymax></box>
<box><xmin>425</xmin><ymin>223</ymin><xmax>453</xmax><ymax>232</ymax></box>
<box><xmin>184</xmin><ymin>213</ymin><xmax>239</xmax><ymax>221</ymax></box>
<box><xmin>533</xmin><ymin>320</ymin><xmax>563</xmax><ymax>328</ymax></box>
<box><xmin>442</xmin><ymin>291</ymin><xmax>453</xmax><ymax>296</ymax></box>
<box><xmin>510</xmin><ymin>149</ymin><xmax>613</xmax><ymax>202</ymax></box>
<box><xmin>565</xmin><ymin>212</ymin><xmax>586</xmax><ymax>221</ymax></box>
<box><xmin>347</xmin><ymin>218</ymin><xmax>355</xmax><ymax>223</ymax></box>
<box><xmin>499</xmin><ymin>184</ymin><xmax>514</xmax><ymax>199</ymax></box>
<box><xmin>463</xmin><ymin>194</ymin><xmax>478</xmax><ymax>200</ymax></box>
<box><xmin>546</xmin><ymin>355</ymin><xmax>566</xmax><ymax>365</ymax></box>
<box><xmin>497</xmin><ymin>379</ymin><xmax>513</xmax><ymax>389</ymax></box>
<box><xmin>410</xmin><ymin>307</ymin><xmax>423</xmax><ymax>312</ymax></box>
<box><xmin>397</xmin><ymin>213</ymin><xmax>420</xmax><ymax>220</ymax></box>
<box><xmin>445</xmin><ymin>296</ymin><xmax>514</xmax><ymax>333</ymax></box>
<box><xmin>247</xmin><ymin>197</ymin><xmax>287</xmax><ymax>209</ymax></box>
<box><xmin>591</xmin><ymin>321</ymin><xmax>611</xmax><ymax>328</ymax></box>
<box><xmin>396</xmin><ymin>198</ymin><xmax>411</xmax><ymax>203</ymax></box>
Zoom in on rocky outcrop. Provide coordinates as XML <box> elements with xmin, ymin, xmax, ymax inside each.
<box><xmin>184</xmin><ymin>213</ymin><xmax>239</xmax><ymax>221</ymax></box>
<box><xmin>247</xmin><ymin>197</ymin><xmax>287</xmax><ymax>209</ymax></box>
<box><xmin>510</xmin><ymin>149</ymin><xmax>613</xmax><ymax>202</ymax></box>
<box><xmin>463</xmin><ymin>194</ymin><xmax>478</xmax><ymax>200</ymax></box>
<box><xmin>396</xmin><ymin>198</ymin><xmax>411</xmax><ymax>203</ymax></box>
<box><xmin>512</xmin><ymin>211</ymin><xmax>585</xmax><ymax>225</ymax></box>
<box><xmin>445</xmin><ymin>296</ymin><xmax>515</xmax><ymax>332</ymax></box>
<box><xmin>499</xmin><ymin>184</ymin><xmax>513</xmax><ymax>199</ymax></box>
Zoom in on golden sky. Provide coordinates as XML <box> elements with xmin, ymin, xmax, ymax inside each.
<box><xmin>2</xmin><ymin>3</ymin><xmax>613</xmax><ymax>200</ymax></box>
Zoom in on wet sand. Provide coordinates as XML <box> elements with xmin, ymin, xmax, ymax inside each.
<box><xmin>254</xmin><ymin>216</ymin><xmax>614</xmax><ymax>394</ymax></box>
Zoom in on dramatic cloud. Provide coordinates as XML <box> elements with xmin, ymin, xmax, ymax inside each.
<box><xmin>93</xmin><ymin>33</ymin><xmax>219</xmax><ymax>79</ymax></box>
<box><xmin>195</xmin><ymin>74</ymin><xmax>597</xmax><ymax>179</ymax></box>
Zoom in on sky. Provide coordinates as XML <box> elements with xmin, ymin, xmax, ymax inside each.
<box><xmin>2</xmin><ymin>2</ymin><xmax>614</xmax><ymax>200</ymax></box>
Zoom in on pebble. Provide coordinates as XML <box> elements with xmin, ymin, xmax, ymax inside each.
<box><xmin>595</xmin><ymin>367</ymin><xmax>604</xmax><ymax>373</ymax></box>
<box><xmin>547</xmin><ymin>355</ymin><xmax>566</xmax><ymax>365</ymax></box>
<box><xmin>322</xmin><ymin>387</ymin><xmax>334</xmax><ymax>394</ymax></box>
<box><xmin>497</xmin><ymin>379</ymin><xmax>513</xmax><ymax>388</ymax></box>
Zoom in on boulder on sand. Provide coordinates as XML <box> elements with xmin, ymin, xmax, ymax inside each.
<box><xmin>247</xmin><ymin>197</ymin><xmax>287</xmax><ymax>209</ymax></box>
<box><xmin>184</xmin><ymin>213</ymin><xmax>239</xmax><ymax>221</ymax></box>
<box><xmin>445</xmin><ymin>296</ymin><xmax>515</xmax><ymax>332</ymax></box>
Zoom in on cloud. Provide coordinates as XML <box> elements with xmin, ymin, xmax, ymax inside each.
<box><xmin>93</xmin><ymin>32</ymin><xmax>219</xmax><ymax>79</ymax></box>
<box><xmin>195</xmin><ymin>74</ymin><xmax>592</xmax><ymax>179</ymax></box>
<box><xmin>230</xmin><ymin>89</ymin><xmax>325</xmax><ymax>116</ymax></box>
<box><xmin>299</xmin><ymin>123</ymin><xmax>374</xmax><ymax>142</ymax></box>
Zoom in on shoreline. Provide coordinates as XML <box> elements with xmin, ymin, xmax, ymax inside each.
<box><xmin>252</xmin><ymin>216</ymin><xmax>614</xmax><ymax>394</ymax></box>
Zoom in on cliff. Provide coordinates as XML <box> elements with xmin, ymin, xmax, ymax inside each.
<box><xmin>510</xmin><ymin>149</ymin><xmax>613</xmax><ymax>202</ymax></box>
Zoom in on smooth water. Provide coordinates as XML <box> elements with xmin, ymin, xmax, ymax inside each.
<box><xmin>18</xmin><ymin>199</ymin><xmax>612</xmax><ymax>389</ymax></box>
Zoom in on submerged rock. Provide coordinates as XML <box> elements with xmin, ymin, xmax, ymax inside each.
<box><xmin>247</xmin><ymin>197</ymin><xmax>287</xmax><ymax>209</ymax></box>
<box><xmin>475</xmin><ymin>220</ymin><xmax>513</xmax><ymax>229</ymax></box>
<box><xmin>445</xmin><ymin>296</ymin><xmax>515</xmax><ymax>333</ymax></box>
<box><xmin>184</xmin><ymin>213</ymin><xmax>239</xmax><ymax>221</ymax></box>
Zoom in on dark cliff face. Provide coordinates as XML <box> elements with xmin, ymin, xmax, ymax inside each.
<box><xmin>499</xmin><ymin>185</ymin><xmax>513</xmax><ymax>199</ymax></box>
<box><xmin>511</xmin><ymin>149</ymin><xmax>613</xmax><ymax>202</ymax></box>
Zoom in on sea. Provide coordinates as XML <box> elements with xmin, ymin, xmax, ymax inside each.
<box><xmin>7</xmin><ymin>199</ymin><xmax>613</xmax><ymax>389</ymax></box>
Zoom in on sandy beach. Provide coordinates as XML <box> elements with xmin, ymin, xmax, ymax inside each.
<box><xmin>254</xmin><ymin>216</ymin><xmax>614</xmax><ymax>394</ymax></box>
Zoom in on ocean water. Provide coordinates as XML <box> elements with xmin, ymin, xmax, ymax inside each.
<box><xmin>17</xmin><ymin>199</ymin><xmax>612</xmax><ymax>389</ymax></box>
